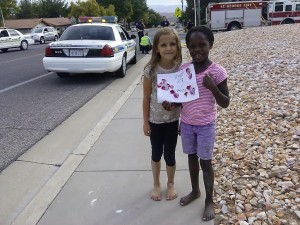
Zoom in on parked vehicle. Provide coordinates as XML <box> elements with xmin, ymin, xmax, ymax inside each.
<box><xmin>0</xmin><ymin>28</ymin><xmax>34</xmax><ymax>52</ymax></box>
<box><xmin>206</xmin><ymin>0</ymin><xmax>300</xmax><ymax>31</ymax></box>
<box><xmin>31</xmin><ymin>26</ymin><xmax>59</xmax><ymax>44</ymax></box>
<box><xmin>43</xmin><ymin>23</ymin><xmax>137</xmax><ymax>78</ymax></box>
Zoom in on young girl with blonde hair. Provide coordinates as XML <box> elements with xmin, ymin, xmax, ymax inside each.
<box><xmin>143</xmin><ymin>27</ymin><xmax>182</xmax><ymax>201</ymax></box>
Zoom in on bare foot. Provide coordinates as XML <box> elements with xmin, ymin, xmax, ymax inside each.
<box><xmin>179</xmin><ymin>191</ymin><xmax>200</xmax><ymax>206</ymax></box>
<box><xmin>202</xmin><ymin>201</ymin><xmax>215</xmax><ymax>221</ymax></box>
<box><xmin>151</xmin><ymin>185</ymin><xmax>161</xmax><ymax>201</ymax></box>
<box><xmin>166</xmin><ymin>182</ymin><xmax>177</xmax><ymax>200</ymax></box>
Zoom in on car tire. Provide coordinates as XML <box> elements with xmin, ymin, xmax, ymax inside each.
<box><xmin>130</xmin><ymin>50</ymin><xmax>137</xmax><ymax>64</ymax></box>
<box><xmin>40</xmin><ymin>37</ymin><xmax>45</xmax><ymax>44</ymax></box>
<box><xmin>54</xmin><ymin>36</ymin><xmax>58</xmax><ymax>41</ymax></box>
<box><xmin>56</xmin><ymin>72</ymin><xmax>70</xmax><ymax>78</ymax></box>
<box><xmin>1</xmin><ymin>48</ymin><xmax>8</xmax><ymax>52</ymax></box>
<box><xmin>20</xmin><ymin>40</ymin><xmax>28</xmax><ymax>50</ymax></box>
<box><xmin>116</xmin><ymin>55</ymin><xmax>127</xmax><ymax>78</ymax></box>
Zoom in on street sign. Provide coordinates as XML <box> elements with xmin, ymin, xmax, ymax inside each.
<box><xmin>174</xmin><ymin>7</ymin><xmax>182</xmax><ymax>18</ymax></box>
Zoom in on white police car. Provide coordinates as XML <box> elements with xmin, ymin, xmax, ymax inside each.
<box><xmin>0</xmin><ymin>28</ymin><xmax>34</xmax><ymax>52</ymax></box>
<box><xmin>42</xmin><ymin>23</ymin><xmax>137</xmax><ymax>78</ymax></box>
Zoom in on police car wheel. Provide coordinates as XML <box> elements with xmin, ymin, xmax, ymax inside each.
<box><xmin>20</xmin><ymin>40</ymin><xmax>28</xmax><ymax>50</ymax></box>
<box><xmin>116</xmin><ymin>55</ymin><xmax>127</xmax><ymax>78</ymax></box>
<box><xmin>1</xmin><ymin>49</ymin><xmax>8</xmax><ymax>52</ymax></box>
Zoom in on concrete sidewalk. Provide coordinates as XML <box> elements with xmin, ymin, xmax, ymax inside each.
<box><xmin>1</xmin><ymin>46</ymin><xmax>214</xmax><ymax>225</ymax></box>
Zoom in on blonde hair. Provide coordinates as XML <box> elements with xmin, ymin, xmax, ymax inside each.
<box><xmin>144</xmin><ymin>27</ymin><xmax>182</xmax><ymax>77</ymax></box>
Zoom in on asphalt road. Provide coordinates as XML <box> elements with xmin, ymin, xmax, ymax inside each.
<box><xmin>0</xmin><ymin>28</ymin><xmax>152</xmax><ymax>172</ymax></box>
<box><xmin>0</xmin><ymin>27</ymin><xmax>186</xmax><ymax>172</ymax></box>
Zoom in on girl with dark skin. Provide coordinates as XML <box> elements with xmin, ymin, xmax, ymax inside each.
<box><xmin>164</xmin><ymin>26</ymin><xmax>230</xmax><ymax>221</ymax></box>
<box><xmin>182</xmin><ymin>26</ymin><xmax>229</xmax><ymax>221</ymax></box>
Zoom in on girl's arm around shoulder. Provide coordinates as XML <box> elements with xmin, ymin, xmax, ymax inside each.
<box><xmin>142</xmin><ymin>75</ymin><xmax>152</xmax><ymax>136</ymax></box>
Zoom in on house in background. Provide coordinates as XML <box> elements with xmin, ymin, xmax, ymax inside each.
<box><xmin>5</xmin><ymin>17</ymin><xmax>71</xmax><ymax>35</ymax></box>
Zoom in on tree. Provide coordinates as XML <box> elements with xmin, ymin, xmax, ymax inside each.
<box><xmin>68</xmin><ymin>0</ymin><xmax>115</xmax><ymax>19</ymax></box>
<box><xmin>0</xmin><ymin>0</ymin><xmax>19</xmax><ymax>20</ymax></box>
<box><xmin>34</xmin><ymin>0</ymin><xmax>68</xmax><ymax>18</ymax></box>
<box><xmin>104</xmin><ymin>4</ymin><xmax>115</xmax><ymax>16</ymax></box>
<box><xmin>16</xmin><ymin>0</ymin><xmax>35</xmax><ymax>19</ymax></box>
<box><xmin>184</xmin><ymin>0</ymin><xmax>210</xmax><ymax>23</ymax></box>
<box><xmin>145</xmin><ymin>9</ymin><xmax>162</xmax><ymax>28</ymax></box>
<box><xmin>97</xmin><ymin>0</ymin><xmax>133</xmax><ymax>22</ymax></box>
<box><xmin>130</xmin><ymin>0</ymin><xmax>147</xmax><ymax>22</ymax></box>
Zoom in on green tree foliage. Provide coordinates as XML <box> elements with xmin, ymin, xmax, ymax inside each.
<box><xmin>184</xmin><ymin>0</ymin><xmax>210</xmax><ymax>22</ymax></box>
<box><xmin>105</xmin><ymin>4</ymin><xmax>116</xmax><ymax>16</ymax></box>
<box><xmin>130</xmin><ymin>0</ymin><xmax>147</xmax><ymax>22</ymax></box>
<box><xmin>97</xmin><ymin>0</ymin><xmax>133</xmax><ymax>22</ymax></box>
<box><xmin>0</xmin><ymin>0</ymin><xmax>19</xmax><ymax>20</ymax></box>
<box><xmin>16</xmin><ymin>0</ymin><xmax>35</xmax><ymax>19</ymax></box>
<box><xmin>68</xmin><ymin>0</ymin><xmax>115</xmax><ymax>19</ymax></box>
<box><xmin>34</xmin><ymin>0</ymin><xmax>68</xmax><ymax>18</ymax></box>
<box><xmin>145</xmin><ymin>9</ymin><xmax>162</xmax><ymax>27</ymax></box>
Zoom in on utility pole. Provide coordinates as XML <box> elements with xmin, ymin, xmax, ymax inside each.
<box><xmin>197</xmin><ymin>0</ymin><xmax>201</xmax><ymax>26</ymax></box>
<box><xmin>193</xmin><ymin>0</ymin><xmax>197</xmax><ymax>26</ymax></box>
<box><xmin>0</xmin><ymin>7</ymin><xmax>5</xmax><ymax>28</ymax></box>
<box><xmin>181</xmin><ymin>0</ymin><xmax>184</xmax><ymax>27</ymax></box>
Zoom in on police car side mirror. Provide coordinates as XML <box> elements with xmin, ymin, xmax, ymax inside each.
<box><xmin>130</xmin><ymin>34</ymin><xmax>136</xmax><ymax>39</ymax></box>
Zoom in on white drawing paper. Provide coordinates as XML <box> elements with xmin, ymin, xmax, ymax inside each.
<box><xmin>157</xmin><ymin>64</ymin><xmax>199</xmax><ymax>103</ymax></box>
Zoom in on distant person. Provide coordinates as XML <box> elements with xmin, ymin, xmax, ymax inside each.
<box><xmin>140</xmin><ymin>32</ymin><xmax>152</xmax><ymax>54</ymax></box>
<box><xmin>160</xmin><ymin>16</ymin><xmax>170</xmax><ymax>27</ymax></box>
<box><xmin>135</xmin><ymin>19</ymin><xmax>145</xmax><ymax>51</ymax></box>
<box><xmin>143</xmin><ymin>27</ymin><xmax>182</xmax><ymax>201</ymax></box>
<box><xmin>186</xmin><ymin>19</ymin><xmax>194</xmax><ymax>31</ymax></box>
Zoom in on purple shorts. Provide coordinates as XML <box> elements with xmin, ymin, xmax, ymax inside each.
<box><xmin>180</xmin><ymin>121</ymin><xmax>216</xmax><ymax>160</ymax></box>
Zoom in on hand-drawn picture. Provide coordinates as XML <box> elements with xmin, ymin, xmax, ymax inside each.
<box><xmin>157</xmin><ymin>64</ymin><xmax>199</xmax><ymax>103</ymax></box>
<box><xmin>186</xmin><ymin>67</ymin><xmax>192</xmax><ymax>79</ymax></box>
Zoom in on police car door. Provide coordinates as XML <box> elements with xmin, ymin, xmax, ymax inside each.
<box><xmin>8</xmin><ymin>29</ymin><xmax>22</xmax><ymax>47</ymax></box>
<box><xmin>0</xmin><ymin>30</ymin><xmax>10</xmax><ymax>48</ymax></box>
<box><xmin>116</xmin><ymin>26</ymin><xmax>134</xmax><ymax>62</ymax></box>
<box><xmin>121</xmin><ymin>26</ymin><xmax>136</xmax><ymax>61</ymax></box>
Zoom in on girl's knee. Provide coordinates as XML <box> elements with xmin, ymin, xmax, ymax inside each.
<box><xmin>200</xmin><ymin>159</ymin><xmax>212</xmax><ymax>171</ymax></box>
<box><xmin>165</xmin><ymin>157</ymin><xmax>176</xmax><ymax>166</ymax></box>
<box><xmin>164</xmin><ymin>153</ymin><xmax>175</xmax><ymax>167</ymax></box>
<box><xmin>188</xmin><ymin>153</ymin><xmax>198</xmax><ymax>160</ymax></box>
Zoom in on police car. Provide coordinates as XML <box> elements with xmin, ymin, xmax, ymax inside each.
<box><xmin>42</xmin><ymin>23</ymin><xmax>137</xmax><ymax>78</ymax></box>
<box><xmin>0</xmin><ymin>28</ymin><xmax>34</xmax><ymax>52</ymax></box>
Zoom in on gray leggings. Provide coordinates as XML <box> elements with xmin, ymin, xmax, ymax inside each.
<box><xmin>149</xmin><ymin>120</ymin><xmax>179</xmax><ymax>166</ymax></box>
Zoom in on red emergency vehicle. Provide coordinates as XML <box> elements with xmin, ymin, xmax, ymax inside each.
<box><xmin>206</xmin><ymin>0</ymin><xmax>300</xmax><ymax>31</ymax></box>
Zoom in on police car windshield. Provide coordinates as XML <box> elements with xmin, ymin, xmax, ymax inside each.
<box><xmin>60</xmin><ymin>26</ymin><xmax>115</xmax><ymax>41</ymax></box>
<box><xmin>31</xmin><ymin>28</ymin><xmax>43</xmax><ymax>33</ymax></box>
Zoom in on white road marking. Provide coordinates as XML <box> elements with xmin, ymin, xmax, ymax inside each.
<box><xmin>0</xmin><ymin>54</ymin><xmax>44</xmax><ymax>64</ymax></box>
<box><xmin>0</xmin><ymin>72</ymin><xmax>53</xmax><ymax>94</ymax></box>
